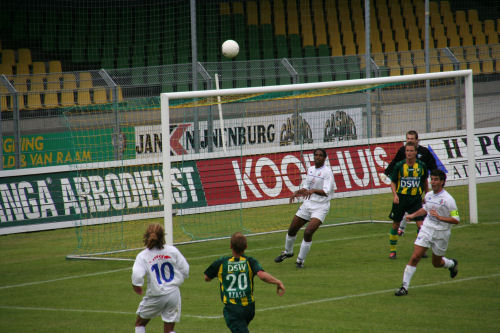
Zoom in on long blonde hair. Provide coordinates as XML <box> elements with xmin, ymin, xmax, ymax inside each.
<box><xmin>143</xmin><ymin>224</ymin><xmax>166</xmax><ymax>250</ymax></box>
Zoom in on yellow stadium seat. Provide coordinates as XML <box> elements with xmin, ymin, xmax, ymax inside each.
<box><xmin>32</xmin><ymin>62</ymin><xmax>46</xmax><ymax>75</ymax></box>
<box><xmin>26</xmin><ymin>93</ymin><xmax>42</xmax><ymax>109</ymax></box>
<box><xmin>455</xmin><ymin>10</ymin><xmax>466</xmax><ymax>26</ymax></box>
<box><xmin>246</xmin><ymin>1</ymin><xmax>258</xmax><ymax>25</ymax></box>
<box><xmin>487</xmin><ymin>33</ymin><xmax>498</xmax><ymax>44</ymax></box>
<box><xmin>93</xmin><ymin>87</ymin><xmax>109</xmax><ymax>104</ymax></box>
<box><xmin>1</xmin><ymin>49</ymin><xmax>16</xmax><ymax>66</ymax></box>
<box><xmin>15</xmin><ymin>93</ymin><xmax>25</xmax><ymax>110</ymax></box>
<box><xmin>273</xmin><ymin>0</ymin><xmax>286</xmax><ymax>35</ymax></box>
<box><xmin>79</xmin><ymin>72</ymin><xmax>93</xmax><ymax>88</ymax></box>
<box><xmin>110</xmin><ymin>86</ymin><xmax>124</xmax><ymax>102</ymax></box>
<box><xmin>461</xmin><ymin>33</ymin><xmax>473</xmax><ymax>46</ymax></box>
<box><xmin>16</xmin><ymin>63</ymin><xmax>30</xmax><ymax>75</ymax></box>
<box><xmin>46</xmin><ymin>74</ymin><xmax>61</xmax><ymax>91</ymax></box>
<box><xmin>481</xmin><ymin>60</ymin><xmax>494</xmax><ymax>74</ymax></box>
<box><xmin>30</xmin><ymin>75</ymin><xmax>45</xmax><ymax>92</ymax></box>
<box><xmin>77</xmin><ymin>89</ymin><xmax>92</xmax><ymax>106</ymax></box>
<box><xmin>48</xmin><ymin>60</ymin><xmax>62</xmax><ymax>73</ymax></box>
<box><xmin>0</xmin><ymin>84</ymin><xmax>11</xmax><ymax>111</ymax></box>
<box><xmin>484</xmin><ymin>20</ymin><xmax>495</xmax><ymax>35</ymax></box>
<box><xmin>17</xmin><ymin>48</ymin><xmax>32</xmax><ymax>64</ymax></box>
<box><xmin>43</xmin><ymin>92</ymin><xmax>59</xmax><ymax>108</ymax></box>
<box><xmin>286</xmin><ymin>0</ymin><xmax>299</xmax><ymax>35</ymax></box>
<box><xmin>467</xmin><ymin>9</ymin><xmax>478</xmax><ymax>23</ymax></box>
<box><xmin>60</xmin><ymin>91</ymin><xmax>75</xmax><ymax>107</ymax></box>
<box><xmin>260</xmin><ymin>0</ymin><xmax>271</xmax><ymax>25</ymax></box>
<box><xmin>0</xmin><ymin>63</ymin><xmax>13</xmax><ymax>75</ymax></box>
<box><xmin>62</xmin><ymin>73</ymin><xmax>77</xmax><ymax>90</ymax></box>
<box><xmin>12</xmin><ymin>77</ymin><xmax>28</xmax><ymax>93</ymax></box>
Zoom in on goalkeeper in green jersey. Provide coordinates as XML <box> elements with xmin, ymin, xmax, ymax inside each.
<box><xmin>204</xmin><ymin>232</ymin><xmax>285</xmax><ymax>332</ymax></box>
<box><xmin>388</xmin><ymin>141</ymin><xmax>428</xmax><ymax>259</ymax></box>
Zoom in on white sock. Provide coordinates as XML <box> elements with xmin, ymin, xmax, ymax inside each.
<box><xmin>135</xmin><ymin>326</ymin><xmax>146</xmax><ymax>333</ymax></box>
<box><xmin>399</xmin><ymin>214</ymin><xmax>408</xmax><ymax>230</ymax></box>
<box><xmin>442</xmin><ymin>257</ymin><xmax>454</xmax><ymax>268</ymax></box>
<box><xmin>402</xmin><ymin>265</ymin><xmax>417</xmax><ymax>289</ymax></box>
<box><xmin>285</xmin><ymin>234</ymin><xmax>297</xmax><ymax>254</ymax></box>
<box><xmin>297</xmin><ymin>239</ymin><xmax>312</xmax><ymax>262</ymax></box>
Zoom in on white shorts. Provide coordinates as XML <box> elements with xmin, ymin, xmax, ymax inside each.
<box><xmin>295</xmin><ymin>200</ymin><xmax>330</xmax><ymax>223</ymax></box>
<box><xmin>136</xmin><ymin>288</ymin><xmax>181</xmax><ymax>323</ymax></box>
<box><xmin>414</xmin><ymin>224</ymin><xmax>451</xmax><ymax>256</ymax></box>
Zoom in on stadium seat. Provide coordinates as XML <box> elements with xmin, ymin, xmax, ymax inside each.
<box><xmin>16</xmin><ymin>63</ymin><xmax>30</xmax><ymax>75</ymax></box>
<box><xmin>1</xmin><ymin>49</ymin><xmax>16</xmax><ymax>66</ymax></box>
<box><xmin>62</xmin><ymin>74</ymin><xmax>77</xmax><ymax>90</ymax></box>
<box><xmin>43</xmin><ymin>92</ymin><xmax>59</xmax><ymax>108</ymax></box>
<box><xmin>46</xmin><ymin>74</ymin><xmax>61</xmax><ymax>91</ymax></box>
<box><xmin>78</xmin><ymin>72</ymin><xmax>93</xmax><ymax>89</ymax></box>
<box><xmin>93</xmin><ymin>87</ymin><xmax>108</xmax><ymax>104</ymax></box>
<box><xmin>110</xmin><ymin>86</ymin><xmax>124</xmax><ymax>102</ymax></box>
<box><xmin>26</xmin><ymin>92</ymin><xmax>42</xmax><ymax>109</ymax></box>
<box><xmin>0</xmin><ymin>63</ymin><xmax>13</xmax><ymax>75</ymax></box>
<box><xmin>77</xmin><ymin>89</ymin><xmax>92</xmax><ymax>106</ymax></box>
<box><xmin>48</xmin><ymin>60</ymin><xmax>62</xmax><ymax>73</ymax></box>
<box><xmin>0</xmin><ymin>84</ymin><xmax>11</xmax><ymax>111</ymax></box>
<box><xmin>32</xmin><ymin>62</ymin><xmax>46</xmax><ymax>75</ymax></box>
<box><xmin>29</xmin><ymin>75</ymin><xmax>45</xmax><ymax>92</ymax></box>
<box><xmin>18</xmin><ymin>48</ymin><xmax>32</xmax><ymax>64</ymax></box>
<box><xmin>60</xmin><ymin>91</ymin><xmax>75</xmax><ymax>107</ymax></box>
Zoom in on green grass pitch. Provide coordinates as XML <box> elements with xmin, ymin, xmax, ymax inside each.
<box><xmin>1</xmin><ymin>183</ymin><xmax>499</xmax><ymax>332</ymax></box>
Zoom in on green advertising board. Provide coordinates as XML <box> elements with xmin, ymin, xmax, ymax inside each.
<box><xmin>0</xmin><ymin>161</ymin><xmax>206</xmax><ymax>232</ymax></box>
<box><xmin>2</xmin><ymin>128</ymin><xmax>136</xmax><ymax>169</ymax></box>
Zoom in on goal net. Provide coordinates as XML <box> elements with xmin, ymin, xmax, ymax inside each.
<box><xmin>160</xmin><ymin>70</ymin><xmax>477</xmax><ymax>245</ymax></box>
<box><xmin>66</xmin><ymin>70</ymin><xmax>476</xmax><ymax>260</ymax></box>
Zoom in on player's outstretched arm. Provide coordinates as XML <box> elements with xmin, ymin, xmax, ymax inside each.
<box><xmin>257</xmin><ymin>270</ymin><xmax>285</xmax><ymax>296</ymax></box>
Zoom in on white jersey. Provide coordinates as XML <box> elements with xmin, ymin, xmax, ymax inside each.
<box><xmin>132</xmin><ymin>245</ymin><xmax>189</xmax><ymax>297</ymax></box>
<box><xmin>303</xmin><ymin>164</ymin><xmax>334</xmax><ymax>204</ymax></box>
<box><xmin>422</xmin><ymin>189</ymin><xmax>459</xmax><ymax>231</ymax></box>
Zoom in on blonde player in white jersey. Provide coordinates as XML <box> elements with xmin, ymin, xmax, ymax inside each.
<box><xmin>132</xmin><ymin>224</ymin><xmax>189</xmax><ymax>332</ymax></box>
<box><xmin>395</xmin><ymin>169</ymin><xmax>459</xmax><ymax>296</ymax></box>
<box><xmin>275</xmin><ymin>148</ymin><xmax>335</xmax><ymax>268</ymax></box>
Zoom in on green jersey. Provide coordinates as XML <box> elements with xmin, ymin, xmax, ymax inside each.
<box><xmin>390</xmin><ymin>159</ymin><xmax>428</xmax><ymax>196</ymax></box>
<box><xmin>204</xmin><ymin>255</ymin><xmax>263</xmax><ymax>306</ymax></box>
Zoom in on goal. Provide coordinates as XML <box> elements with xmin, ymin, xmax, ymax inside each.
<box><xmin>160</xmin><ymin>70</ymin><xmax>477</xmax><ymax>245</ymax></box>
<box><xmin>66</xmin><ymin>69</ymin><xmax>477</xmax><ymax>260</ymax></box>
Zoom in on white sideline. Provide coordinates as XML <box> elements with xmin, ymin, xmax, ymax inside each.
<box><xmin>1</xmin><ymin>273</ymin><xmax>499</xmax><ymax>320</ymax></box>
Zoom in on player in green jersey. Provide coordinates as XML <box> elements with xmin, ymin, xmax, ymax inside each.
<box><xmin>388</xmin><ymin>141</ymin><xmax>428</xmax><ymax>259</ymax></box>
<box><xmin>204</xmin><ymin>232</ymin><xmax>285</xmax><ymax>332</ymax></box>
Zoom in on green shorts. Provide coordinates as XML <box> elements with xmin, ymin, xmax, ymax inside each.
<box><xmin>389</xmin><ymin>193</ymin><xmax>425</xmax><ymax>222</ymax></box>
<box><xmin>223</xmin><ymin>302</ymin><xmax>255</xmax><ymax>333</ymax></box>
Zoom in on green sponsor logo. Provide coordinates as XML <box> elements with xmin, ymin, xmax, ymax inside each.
<box><xmin>0</xmin><ymin>161</ymin><xmax>206</xmax><ymax>227</ymax></box>
<box><xmin>2</xmin><ymin>129</ymin><xmax>135</xmax><ymax>169</ymax></box>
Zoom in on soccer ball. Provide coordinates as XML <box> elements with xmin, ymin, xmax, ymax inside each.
<box><xmin>222</xmin><ymin>40</ymin><xmax>239</xmax><ymax>59</ymax></box>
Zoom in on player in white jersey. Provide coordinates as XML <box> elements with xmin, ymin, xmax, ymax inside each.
<box><xmin>275</xmin><ymin>148</ymin><xmax>335</xmax><ymax>268</ymax></box>
<box><xmin>394</xmin><ymin>169</ymin><xmax>459</xmax><ymax>296</ymax></box>
<box><xmin>132</xmin><ymin>224</ymin><xmax>189</xmax><ymax>333</ymax></box>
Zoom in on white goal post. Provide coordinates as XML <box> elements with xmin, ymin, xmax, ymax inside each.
<box><xmin>161</xmin><ymin>70</ymin><xmax>477</xmax><ymax>245</ymax></box>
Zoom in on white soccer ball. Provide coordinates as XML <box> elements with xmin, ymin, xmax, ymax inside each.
<box><xmin>222</xmin><ymin>40</ymin><xmax>239</xmax><ymax>59</ymax></box>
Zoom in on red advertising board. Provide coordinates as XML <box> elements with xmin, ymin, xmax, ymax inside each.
<box><xmin>197</xmin><ymin>142</ymin><xmax>402</xmax><ymax>206</ymax></box>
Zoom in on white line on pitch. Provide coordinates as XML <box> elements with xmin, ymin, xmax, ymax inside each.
<box><xmin>1</xmin><ymin>223</ymin><xmax>495</xmax><ymax>290</ymax></box>
<box><xmin>0</xmin><ymin>267</ymin><xmax>131</xmax><ymax>290</ymax></box>
<box><xmin>0</xmin><ymin>233</ymin><xmax>381</xmax><ymax>290</ymax></box>
<box><xmin>0</xmin><ymin>305</ymin><xmax>219</xmax><ymax>319</ymax></box>
<box><xmin>1</xmin><ymin>273</ymin><xmax>498</xmax><ymax>319</ymax></box>
<box><xmin>257</xmin><ymin>272</ymin><xmax>500</xmax><ymax>313</ymax></box>
<box><xmin>187</xmin><ymin>233</ymin><xmax>389</xmax><ymax>261</ymax></box>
